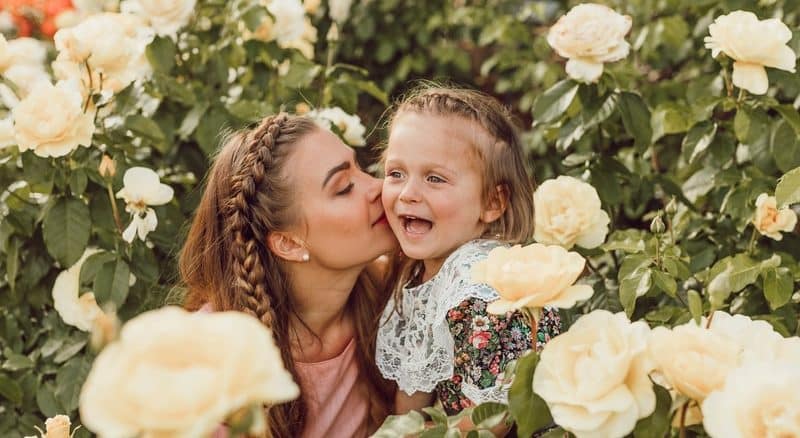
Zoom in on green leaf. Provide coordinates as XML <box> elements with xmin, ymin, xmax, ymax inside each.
<box><xmin>126</xmin><ymin>114</ymin><xmax>166</xmax><ymax>143</ymax></box>
<box><xmin>682</xmin><ymin>121</ymin><xmax>717</xmax><ymax>164</ymax></box>
<box><xmin>508</xmin><ymin>351</ymin><xmax>553</xmax><ymax>438</ymax></box>
<box><xmin>707</xmin><ymin>254</ymin><xmax>762</xmax><ymax>309</ymax></box>
<box><xmin>771</xmin><ymin>120</ymin><xmax>800</xmax><ymax>173</ymax></box>
<box><xmin>79</xmin><ymin>251</ymin><xmax>117</xmax><ymax>286</ymax></box>
<box><xmin>53</xmin><ymin>339</ymin><xmax>87</xmax><ymax>364</ymax></box>
<box><xmin>372</xmin><ymin>411</ymin><xmax>426</xmax><ymax>438</ymax></box>
<box><xmin>355</xmin><ymin>79</ymin><xmax>389</xmax><ymax>105</ymax></box>
<box><xmin>688</xmin><ymin>289</ymin><xmax>703</xmax><ymax>324</ymax></box>
<box><xmin>776</xmin><ymin>166</ymin><xmax>800</xmax><ymax>208</ymax></box>
<box><xmin>69</xmin><ymin>169</ymin><xmax>88</xmax><ymax>196</ymax></box>
<box><xmin>43</xmin><ymin>197</ymin><xmax>91</xmax><ymax>267</ymax></box>
<box><xmin>55</xmin><ymin>356</ymin><xmax>91</xmax><ymax>413</ymax></box>
<box><xmin>195</xmin><ymin>106</ymin><xmax>230</xmax><ymax>156</ymax></box>
<box><xmin>602</xmin><ymin>229</ymin><xmax>648</xmax><ymax>253</ymax></box>
<box><xmin>532</xmin><ymin>79</ymin><xmax>579</xmax><ymax>125</ymax></box>
<box><xmin>146</xmin><ymin>36</ymin><xmax>176</xmax><ymax>73</ymax></box>
<box><xmin>618</xmin><ymin>255</ymin><xmax>653</xmax><ymax>317</ymax></box>
<box><xmin>774</xmin><ymin>104</ymin><xmax>800</xmax><ymax>136</ymax></box>
<box><xmin>419</xmin><ymin>425</ymin><xmax>448</xmax><ymax>438</ymax></box>
<box><xmin>471</xmin><ymin>402</ymin><xmax>507</xmax><ymax>429</ymax></box>
<box><xmin>36</xmin><ymin>382</ymin><xmax>63</xmax><ymax>418</ymax></box>
<box><xmin>6</xmin><ymin>238</ymin><xmax>18</xmax><ymax>293</ymax></box>
<box><xmin>2</xmin><ymin>351</ymin><xmax>33</xmax><ymax>371</ymax></box>
<box><xmin>633</xmin><ymin>384</ymin><xmax>671</xmax><ymax>438</ymax></box>
<box><xmin>651</xmin><ymin>102</ymin><xmax>692</xmax><ymax>141</ymax></box>
<box><xmin>763</xmin><ymin>267</ymin><xmax>793</xmax><ymax>310</ymax></box>
<box><xmin>0</xmin><ymin>373</ymin><xmax>22</xmax><ymax>405</ymax></box>
<box><xmin>93</xmin><ymin>257</ymin><xmax>131</xmax><ymax>308</ymax></box>
<box><xmin>617</xmin><ymin>91</ymin><xmax>652</xmax><ymax>151</ymax></box>
<box><xmin>422</xmin><ymin>406</ymin><xmax>448</xmax><ymax>426</ymax></box>
<box><xmin>652</xmin><ymin>270</ymin><xmax>677</xmax><ymax>298</ymax></box>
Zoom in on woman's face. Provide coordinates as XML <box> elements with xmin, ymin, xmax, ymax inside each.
<box><xmin>286</xmin><ymin>127</ymin><xmax>396</xmax><ymax>269</ymax></box>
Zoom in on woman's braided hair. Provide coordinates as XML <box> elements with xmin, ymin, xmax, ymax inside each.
<box><xmin>180</xmin><ymin>113</ymin><xmax>392</xmax><ymax>436</ymax></box>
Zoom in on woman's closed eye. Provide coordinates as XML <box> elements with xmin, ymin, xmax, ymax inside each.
<box><xmin>336</xmin><ymin>182</ymin><xmax>354</xmax><ymax>195</ymax></box>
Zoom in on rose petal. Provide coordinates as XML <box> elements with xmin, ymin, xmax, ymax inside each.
<box><xmin>566</xmin><ymin>58</ymin><xmax>604</xmax><ymax>83</ymax></box>
<box><xmin>732</xmin><ymin>62</ymin><xmax>769</xmax><ymax>94</ymax></box>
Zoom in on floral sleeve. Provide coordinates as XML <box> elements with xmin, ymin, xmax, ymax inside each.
<box><xmin>435</xmin><ymin>298</ymin><xmax>561</xmax><ymax>415</ymax></box>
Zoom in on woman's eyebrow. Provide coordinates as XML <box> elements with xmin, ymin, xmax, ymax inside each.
<box><xmin>322</xmin><ymin>161</ymin><xmax>351</xmax><ymax>188</ymax></box>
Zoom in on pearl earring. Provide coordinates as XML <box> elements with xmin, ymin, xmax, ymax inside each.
<box><xmin>301</xmin><ymin>253</ymin><xmax>310</xmax><ymax>262</ymax></box>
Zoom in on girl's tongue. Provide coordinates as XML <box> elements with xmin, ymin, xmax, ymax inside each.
<box><xmin>403</xmin><ymin>217</ymin><xmax>433</xmax><ymax>234</ymax></box>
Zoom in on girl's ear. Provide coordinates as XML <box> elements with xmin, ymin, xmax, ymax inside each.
<box><xmin>267</xmin><ymin>231</ymin><xmax>308</xmax><ymax>263</ymax></box>
<box><xmin>480</xmin><ymin>183</ymin><xmax>509</xmax><ymax>224</ymax></box>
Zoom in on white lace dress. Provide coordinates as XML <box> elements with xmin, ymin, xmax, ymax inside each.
<box><xmin>376</xmin><ymin>239</ymin><xmax>561</xmax><ymax>413</ymax></box>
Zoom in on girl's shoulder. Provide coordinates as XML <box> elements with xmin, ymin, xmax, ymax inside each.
<box><xmin>440</xmin><ymin>239</ymin><xmax>505</xmax><ymax>283</ymax></box>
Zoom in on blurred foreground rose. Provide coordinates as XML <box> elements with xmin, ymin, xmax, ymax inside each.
<box><xmin>79</xmin><ymin>306</ymin><xmax>299</xmax><ymax>437</ymax></box>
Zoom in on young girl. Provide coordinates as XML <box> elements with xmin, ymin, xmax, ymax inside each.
<box><xmin>376</xmin><ymin>85</ymin><xmax>561</xmax><ymax>416</ymax></box>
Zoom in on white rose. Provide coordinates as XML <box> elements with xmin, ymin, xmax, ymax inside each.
<box><xmin>752</xmin><ymin>193</ymin><xmax>797</xmax><ymax>240</ymax></box>
<box><xmin>13</xmin><ymin>80</ymin><xmax>95</xmax><ymax>158</ymax></box>
<box><xmin>52</xmin><ymin>248</ymin><xmax>104</xmax><ymax>331</ymax></box>
<box><xmin>309</xmin><ymin>106</ymin><xmax>367</xmax><ymax>146</ymax></box>
<box><xmin>116</xmin><ymin>166</ymin><xmax>174</xmax><ymax>243</ymax></box>
<box><xmin>0</xmin><ymin>116</ymin><xmax>14</xmax><ymax>149</ymax></box>
<box><xmin>0</xmin><ymin>64</ymin><xmax>52</xmax><ymax>109</ymax></box>
<box><xmin>471</xmin><ymin>243</ymin><xmax>594</xmax><ymax>314</ymax></box>
<box><xmin>44</xmin><ymin>415</ymin><xmax>71</xmax><ymax>438</ymax></box>
<box><xmin>704</xmin><ymin>11</ymin><xmax>796</xmax><ymax>95</ymax></box>
<box><xmin>702</xmin><ymin>361</ymin><xmax>800</xmax><ymax>438</ymax></box>
<box><xmin>120</xmin><ymin>0</ymin><xmax>196</xmax><ymax>38</ymax></box>
<box><xmin>0</xmin><ymin>37</ymin><xmax>48</xmax><ymax>72</ymax></box>
<box><xmin>707</xmin><ymin>311</ymin><xmax>789</xmax><ymax>363</ymax></box>
<box><xmin>534</xmin><ymin>175</ymin><xmax>610</xmax><ymax>249</ymax></box>
<box><xmin>52</xmin><ymin>12</ymin><xmax>154</xmax><ymax>93</ymax></box>
<box><xmin>648</xmin><ymin>321</ymin><xmax>740</xmax><ymax>402</ymax></box>
<box><xmin>546</xmin><ymin>3</ymin><xmax>632</xmax><ymax>83</ymax></box>
<box><xmin>266</xmin><ymin>0</ymin><xmax>306</xmax><ymax>46</ymax></box>
<box><xmin>328</xmin><ymin>0</ymin><xmax>353</xmax><ymax>24</ymax></box>
<box><xmin>533</xmin><ymin>310</ymin><xmax>655</xmax><ymax>438</ymax></box>
<box><xmin>79</xmin><ymin>306</ymin><xmax>300</xmax><ymax>437</ymax></box>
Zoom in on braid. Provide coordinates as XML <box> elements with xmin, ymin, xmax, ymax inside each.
<box><xmin>225</xmin><ymin>114</ymin><xmax>288</xmax><ymax>329</ymax></box>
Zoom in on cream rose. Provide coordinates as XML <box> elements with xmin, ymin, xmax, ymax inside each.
<box><xmin>52</xmin><ymin>247</ymin><xmax>104</xmax><ymax>331</ymax></box>
<box><xmin>79</xmin><ymin>306</ymin><xmax>300</xmax><ymax>437</ymax></box>
<box><xmin>266</xmin><ymin>0</ymin><xmax>307</xmax><ymax>46</ymax></box>
<box><xmin>472</xmin><ymin>243</ymin><xmax>594</xmax><ymax>314</ymax></box>
<box><xmin>704</xmin><ymin>11</ymin><xmax>796</xmax><ymax>95</ymax></box>
<box><xmin>116</xmin><ymin>166</ymin><xmax>174</xmax><ymax>243</ymax></box>
<box><xmin>28</xmin><ymin>414</ymin><xmax>74</xmax><ymax>438</ymax></box>
<box><xmin>52</xmin><ymin>12</ymin><xmax>154</xmax><ymax>93</ymax></box>
<box><xmin>546</xmin><ymin>3</ymin><xmax>632</xmax><ymax>83</ymax></box>
<box><xmin>0</xmin><ymin>116</ymin><xmax>14</xmax><ymax>149</ymax></box>
<box><xmin>13</xmin><ymin>80</ymin><xmax>96</xmax><ymax>158</ymax></box>
<box><xmin>120</xmin><ymin>0</ymin><xmax>196</xmax><ymax>38</ymax></box>
<box><xmin>309</xmin><ymin>106</ymin><xmax>367</xmax><ymax>146</ymax></box>
<box><xmin>702</xmin><ymin>361</ymin><xmax>800</xmax><ymax>438</ymax></box>
<box><xmin>533</xmin><ymin>310</ymin><xmax>655</xmax><ymax>438</ymax></box>
<box><xmin>0</xmin><ymin>37</ymin><xmax>48</xmax><ymax>72</ymax></box>
<box><xmin>534</xmin><ymin>175</ymin><xmax>610</xmax><ymax>249</ymax></box>
<box><xmin>328</xmin><ymin>0</ymin><xmax>354</xmax><ymax>24</ymax></box>
<box><xmin>648</xmin><ymin>321</ymin><xmax>740</xmax><ymax>402</ymax></box>
<box><xmin>752</xmin><ymin>193</ymin><xmax>797</xmax><ymax>240</ymax></box>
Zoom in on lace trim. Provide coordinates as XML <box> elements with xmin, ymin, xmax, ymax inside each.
<box><xmin>461</xmin><ymin>381</ymin><xmax>511</xmax><ymax>405</ymax></box>
<box><xmin>376</xmin><ymin>239</ymin><xmax>503</xmax><ymax>394</ymax></box>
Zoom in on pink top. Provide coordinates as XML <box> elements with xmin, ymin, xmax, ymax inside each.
<box><xmin>199</xmin><ymin>304</ymin><xmax>370</xmax><ymax>437</ymax></box>
<box><xmin>295</xmin><ymin>338</ymin><xmax>369</xmax><ymax>438</ymax></box>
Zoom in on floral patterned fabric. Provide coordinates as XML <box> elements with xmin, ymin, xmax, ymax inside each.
<box><xmin>436</xmin><ymin>298</ymin><xmax>561</xmax><ymax>415</ymax></box>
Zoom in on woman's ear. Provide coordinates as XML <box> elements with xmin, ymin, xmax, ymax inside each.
<box><xmin>480</xmin><ymin>184</ymin><xmax>509</xmax><ymax>224</ymax></box>
<box><xmin>267</xmin><ymin>231</ymin><xmax>309</xmax><ymax>263</ymax></box>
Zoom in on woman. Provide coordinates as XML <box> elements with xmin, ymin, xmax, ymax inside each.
<box><xmin>179</xmin><ymin>113</ymin><xmax>397</xmax><ymax>437</ymax></box>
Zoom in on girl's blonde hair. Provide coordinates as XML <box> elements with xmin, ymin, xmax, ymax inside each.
<box><xmin>180</xmin><ymin>114</ymin><xmax>393</xmax><ymax>436</ymax></box>
<box><xmin>385</xmin><ymin>84</ymin><xmax>535</xmax><ymax>302</ymax></box>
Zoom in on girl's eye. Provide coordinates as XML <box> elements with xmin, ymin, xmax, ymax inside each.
<box><xmin>427</xmin><ymin>175</ymin><xmax>445</xmax><ymax>183</ymax></box>
<box><xmin>387</xmin><ymin>170</ymin><xmax>403</xmax><ymax>179</ymax></box>
<box><xmin>336</xmin><ymin>182</ymin><xmax>354</xmax><ymax>195</ymax></box>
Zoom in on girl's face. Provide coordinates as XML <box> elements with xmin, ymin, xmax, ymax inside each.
<box><xmin>288</xmin><ymin>128</ymin><xmax>396</xmax><ymax>269</ymax></box>
<box><xmin>382</xmin><ymin>112</ymin><xmax>491</xmax><ymax>275</ymax></box>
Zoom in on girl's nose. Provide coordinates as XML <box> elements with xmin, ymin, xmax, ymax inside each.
<box><xmin>398</xmin><ymin>179</ymin><xmax>421</xmax><ymax>203</ymax></box>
